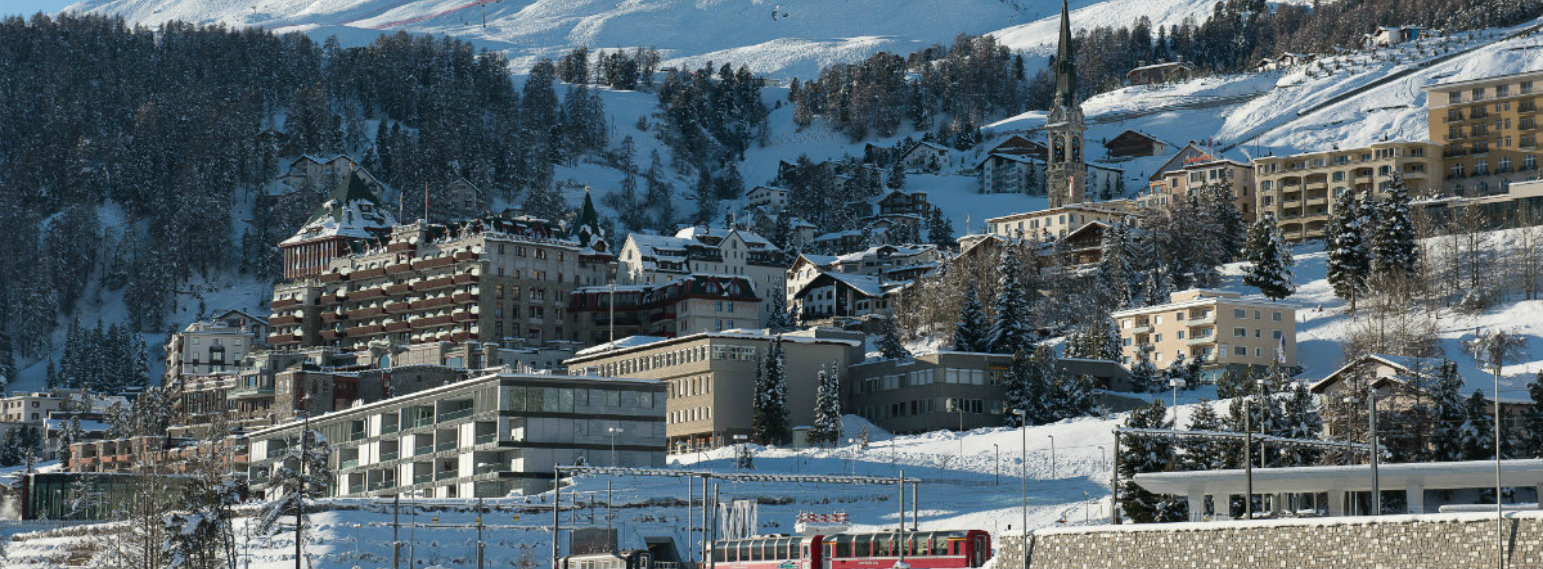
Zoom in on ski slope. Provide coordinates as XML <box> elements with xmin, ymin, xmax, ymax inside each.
<box><xmin>64</xmin><ymin>0</ymin><xmax>1287</xmax><ymax>78</ymax></box>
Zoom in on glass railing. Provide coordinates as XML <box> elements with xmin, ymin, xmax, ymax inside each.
<box><xmin>380</xmin><ymin>424</ymin><xmax>400</xmax><ymax>435</ymax></box>
<box><xmin>380</xmin><ymin>451</ymin><xmax>399</xmax><ymax>461</ymax></box>
<box><xmin>340</xmin><ymin>459</ymin><xmax>359</xmax><ymax>469</ymax></box>
<box><xmin>349</xmin><ymin>431</ymin><xmax>366</xmax><ymax>441</ymax></box>
<box><xmin>435</xmin><ymin>441</ymin><xmax>458</xmax><ymax>452</ymax></box>
<box><xmin>413</xmin><ymin>473</ymin><xmax>432</xmax><ymax>484</ymax></box>
<box><xmin>414</xmin><ymin>445</ymin><xmax>433</xmax><ymax>456</ymax></box>
<box><xmin>474</xmin><ymin>433</ymin><xmax>497</xmax><ymax>445</ymax></box>
<box><xmin>435</xmin><ymin>470</ymin><xmax>458</xmax><ymax>481</ymax></box>
<box><xmin>436</xmin><ymin>408</ymin><xmax>474</xmax><ymax>422</ymax></box>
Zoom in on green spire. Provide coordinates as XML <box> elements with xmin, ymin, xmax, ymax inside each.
<box><xmin>1053</xmin><ymin>0</ymin><xmax>1078</xmax><ymax>108</ymax></box>
<box><xmin>573</xmin><ymin>185</ymin><xmax>600</xmax><ymax>236</ymax></box>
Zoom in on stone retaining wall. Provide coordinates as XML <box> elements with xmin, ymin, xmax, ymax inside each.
<box><xmin>995</xmin><ymin>512</ymin><xmax>1543</xmax><ymax>568</ymax></box>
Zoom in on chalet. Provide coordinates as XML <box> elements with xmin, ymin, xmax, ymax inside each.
<box><xmin>1363</xmin><ymin>26</ymin><xmax>1427</xmax><ymax>49</ymax></box>
<box><xmin>747</xmin><ymin>185</ymin><xmax>792</xmax><ymax>212</ymax></box>
<box><xmin>898</xmin><ymin>141</ymin><xmax>951</xmax><ymax>172</ymax></box>
<box><xmin>1276</xmin><ymin>53</ymin><xmax>1315</xmax><ymax>68</ymax></box>
<box><xmin>986</xmin><ymin>135</ymin><xmax>1048</xmax><ymax>159</ymax></box>
<box><xmin>439</xmin><ymin>178</ymin><xmax>486</xmax><ymax>222</ymax></box>
<box><xmin>1127</xmin><ymin>61</ymin><xmax>1194</xmax><ymax>86</ymax></box>
<box><xmin>1104</xmin><ymin>130</ymin><xmax>1171</xmax><ymax>159</ymax></box>
<box><xmin>272</xmin><ymin>154</ymin><xmax>360</xmax><ymax>196</ymax></box>
<box><xmin>788</xmin><ymin>270</ymin><xmax>905</xmax><ymax>323</ymax></box>
<box><xmin>1255</xmin><ymin>57</ymin><xmax>1280</xmax><ymax>73</ymax></box>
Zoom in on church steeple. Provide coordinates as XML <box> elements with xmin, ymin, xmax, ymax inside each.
<box><xmin>1053</xmin><ymin>0</ymin><xmax>1078</xmax><ymax>107</ymax></box>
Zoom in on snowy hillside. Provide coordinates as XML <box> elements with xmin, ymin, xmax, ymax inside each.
<box><xmin>64</xmin><ymin>0</ymin><xmax>1258</xmax><ymax>78</ymax></box>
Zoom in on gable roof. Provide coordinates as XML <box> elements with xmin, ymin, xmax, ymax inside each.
<box><xmin>280</xmin><ymin>170</ymin><xmax>396</xmax><ymax>246</ymax></box>
<box><xmin>1148</xmin><ymin>143</ymin><xmax>1211</xmax><ymax>181</ymax></box>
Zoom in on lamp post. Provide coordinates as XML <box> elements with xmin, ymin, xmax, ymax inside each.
<box><xmin>733</xmin><ymin>434</ymin><xmax>748</xmax><ymax>474</ymax></box>
<box><xmin>1047</xmin><ymin>435</ymin><xmax>1056</xmax><ymax>479</ymax></box>
<box><xmin>1012</xmin><ymin>408</ymin><xmax>1027</xmax><ymax>569</ymax></box>
<box><xmin>948</xmin><ymin>399</ymin><xmax>964</xmax><ymax>459</ymax></box>
<box><xmin>847</xmin><ymin>438</ymin><xmax>856</xmax><ymax>476</ymax></box>
<box><xmin>607</xmin><ymin>427</ymin><xmax>624</xmax><ymax>466</ymax></box>
<box><xmin>1096</xmin><ymin>446</ymin><xmax>1106</xmax><ymax>473</ymax></box>
<box><xmin>1168</xmin><ymin>378</ymin><xmax>1187</xmax><ymax>424</ymax></box>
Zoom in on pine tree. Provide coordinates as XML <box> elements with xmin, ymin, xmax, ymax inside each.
<box><xmin>1118</xmin><ymin>399</ymin><xmax>1185</xmax><ymax>523</ymax></box>
<box><xmin>1325</xmin><ymin>191</ymin><xmax>1370</xmax><ymax>310</ymax></box>
<box><xmin>1181</xmin><ymin>399</ymin><xmax>1228</xmax><ymax>471</ymax></box>
<box><xmin>751</xmin><ymin>337</ymin><xmax>791</xmax><ymax>445</ymax></box>
<box><xmin>1002</xmin><ymin>349</ymin><xmax>1034</xmax><ymax>427</ymax></box>
<box><xmin>810</xmin><ymin>363</ymin><xmax>843</xmax><ymax>446</ymax></box>
<box><xmin>1128</xmin><ymin>344</ymin><xmax>1158</xmax><ymax>393</ymax></box>
<box><xmin>988</xmin><ymin>245</ymin><xmax>1035</xmax><ymax>354</ymax></box>
<box><xmin>952</xmin><ymin>284</ymin><xmax>988</xmax><ymax>352</ymax></box>
<box><xmin>1163</xmin><ymin>351</ymin><xmax>1191</xmax><ymax>390</ymax></box>
<box><xmin>694</xmin><ymin>169</ymin><xmax>719</xmax><ymax>224</ymax></box>
<box><xmin>887</xmin><ymin>160</ymin><xmax>906</xmax><ymax>189</ymax></box>
<box><xmin>1025</xmin><ymin>345</ymin><xmax>1062</xmax><ymax>423</ymax></box>
<box><xmin>925</xmin><ymin>207</ymin><xmax>954</xmax><ymax>246</ymax></box>
<box><xmin>1430</xmin><ymin>360</ymin><xmax>1468</xmax><ymax>461</ymax></box>
<box><xmin>1055</xmin><ymin>373</ymin><xmax>1096</xmax><ymax>420</ymax></box>
<box><xmin>766</xmin><ymin>291</ymin><xmax>798</xmax><ymax>333</ymax></box>
<box><xmin>1460</xmin><ymin>389</ymin><xmax>1495</xmax><ymax>460</ymax></box>
<box><xmin>878</xmin><ymin>318</ymin><xmax>910</xmax><ymax>359</ymax></box>
<box><xmin>1204</xmin><ymin>184</ymin><xmax>1247</xmax><ymax>262</ymax></box>
<box><xmin>1521</xmin><ymin>371</ymin><xmax>1543</xmax><ymax>458</ymax></box>
<box><xmin>1243</xmin><ymin>213</ymin><xmax>1295</xmax><ymax>300</ymax></box>
<box><xmin>1370</xmin><ymin>177</ymin><xmax>1418</xmax><ymax>282</ymax></box>
<box><xmin>1276</xmin><ymin>382</ymin><xmax>1323</xmax><ymax>466</ymax></box>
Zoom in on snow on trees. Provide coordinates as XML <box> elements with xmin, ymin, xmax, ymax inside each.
<box><xmin>987</xmin><ymin>244</ymin><xmax>1035</xmax><ymax>354</ymax></box>
<box><xmin>952</xmin><ymin>284</ymin><xmax>988</xmax><ymax>352</ymax></box>
<box><xmin>878</xmin><ymin>318</ymin><xmax>911</xmax><ymax>360</ymax></box>
<box><xmin>1325</xmin><ymin>191</ymin><xmax>1371</xmax><ymax>310</ymax></box>
<box><xmin>810</xmin><ymin>362</ymin><xmax>843</xmax><ymax>447</ymax></box>
<box><xmin>1370</xmin><ymin>177</ymin><xmax>1419</xmax><ymax>284</ymax></box>
<box><xmin>752</xmin><ymin>336</ymin><xmax>791</xmax><ymax>445</ymax></box>
<box><xmin>1243</xmin><ymin>212</ymin><xmax>1296</xmax><ymax>300</ymax></box>
<box><xmin>257</xmin><ymin>427</ymin><xmax>331</xmax><ymax>536</ymax></box>
<box><xmin>1118</xmin><ymin>399</ymin><xmax>1185</xmax><ymax>523</ymax></box>
<box><xmin>1128</xmin><ymin>344</ymin><xmax>1159</xmax><ymax>393</ymax></box>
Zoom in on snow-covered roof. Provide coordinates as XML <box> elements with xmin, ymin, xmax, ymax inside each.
<box><xmin>566</xmin><ymin>329</ymin><xmax>864</xmax><ymax>363</ymax></box>
<box><xmin>575</xmin><ymin>336</ymin><xmax>673</xmax><ymax>357</ymax></box>
<box><xmin>280</xmin><ymin>171</ymin><xmax>396</xmax><ymax>246</ymax></box>
<box><xmin>1309</xmin><ymin>352</ymin><xmax>1533</xmax><ymax>403</ymax></box>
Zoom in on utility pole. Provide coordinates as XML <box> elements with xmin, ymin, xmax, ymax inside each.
<box><xmin>1370</xmin><ymin>392</ymin><xmax>1380</xmax><ymax>516</ymax></box>
<box><xmin>701</xmin><ymin>476</ymin><xmax>709</xmax><ymax>566</ymax></box>
<box><xmin>477</xmin><ymin>496</ymin><xmax>486</xmax><ymax>569</ymax></box>
<box><xmin>393</xmin><ymin>493</ymin><xmax>401</xmax><ymax>569</ymax></box>
<box><xmin>297</xmin><ymin>410</ymin><xmax>309</xmax><ymax>569</ymax></box>
<box><xmin>710</xmin><ymin>482</ymin><xmax>720</xmax><ymax>569</ymax></box>
<box><xmin>1244</xmin><ymin>394</ymin><xmax>1253</xmax><ymax>520</ymax></box>
<box><xmin>910</xmin><ymin>480</ymin><xmax>918</xmax><ymax>531</ymax></box>
<box><xmin>686</xmin><ymin>476</ymin><xmax>694</xmax><ymax>565</ymax></box>
<box><xmin>1110</xmin><ymin>431</ymin><xmax>1121</xmax><ymax>524</ymax></box>
<box><xmin>552</xmin><ymin>468</ymin><xmax>561</xmax><ymax>569</ymax></box>
<box><xmin>897</xmin><ymin>469</ymin><xmax>906</xmax><ymax>566</ymax></box>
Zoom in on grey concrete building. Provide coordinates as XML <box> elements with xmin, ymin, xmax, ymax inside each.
<box><xmin>247</xmin><ymin>371</ymin><xmax>666</xmax><ymax>499</ymax></box>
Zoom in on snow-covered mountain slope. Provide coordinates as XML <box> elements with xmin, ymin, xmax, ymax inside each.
<box><xmin>65</xmin><ymin>0</ymin><xmax>1267</xmax><ymax>78</ymax></box>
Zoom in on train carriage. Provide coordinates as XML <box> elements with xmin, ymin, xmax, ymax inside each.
<box><xmin>711</xmin><ymin>530</ymin><xmax>990</xmax><ymax>569</ymax></box>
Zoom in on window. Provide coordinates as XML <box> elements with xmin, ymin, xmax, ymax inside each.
<box><xmin>1273</xmin><ymin>330</ymin><xmax>1284</xmax><ymax>340</ymax></box>
<box><xmin>1177</xmin><ymin>330</ymin><xmax>1186</xmax><ymax>340</ymax></box>
<box><xmin>1272</xmin><ymin>312</ymin><xmax>1283</xmax><ymax>321</ymax></box>
<box><xmin>1233</xmin><ymin>327</ymin><xmax>1247</xmax><ymax>338</ymax></box>
<box><xmin>1233</xmin><ymin>308</ymin><xmax>1246</xmax><ymax>318</ymax></box>
<box><xmin>1153</xmin><ymin>333</ymin><xmax>1163</xmax><ymax>343</ymax></box>
<box><xmin>1234</xmin><ymin>346</ymin><xmax>1247</xmax><ymax>356</ymax></box>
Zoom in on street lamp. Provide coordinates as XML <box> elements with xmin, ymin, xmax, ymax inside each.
<box><xmin>1047</xmin><ymin>435</ymin><xmax>1056</xmax><ymax>479</ymax></box>
<box><xmin>847</xmin><ymin>438</ymin><xmax>858</xmax><ymax>476</ymax></box>
<box><xmin>1096</xmin><ymin>445</ymin><xmax>1106</xmax><ymax>473</ymax></box>
<box><xmin>607</xmin><ymin>427</ymin><xmax>624</xmax><ymax>466</ymax></box>
<box><xmin>1012</xmin><ymin>408</ymin><xmax>1027</xmax><ymax>569</ymax></box>
<box><xmin>947</xmin><ymin>399</ymin><xmax>965</xmax><ymax>459</ymax></box>
<box><xmin>1168</xmin><ymin>378</ymin><xmax>1187</xmax><ymax>424</ymax></box>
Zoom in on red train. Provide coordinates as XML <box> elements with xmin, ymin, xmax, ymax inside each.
<box><xmin>710</xmin><ymin>530</ymin><xmax>991</xmax><ymax>569</ymax></box>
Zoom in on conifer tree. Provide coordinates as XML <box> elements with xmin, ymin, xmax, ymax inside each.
<box><xmin>1325</xmin><ymin>191</ymin><xmax>1371</xmax><ymax>310</ymax></box>
<box><xmin>766</xmin><ymin>291</ymin><xmax>798</xmax><ymax>333</ymax></box>
<box><xmin>1128</xmin><ymin>344</ymin><xmax>1158</xmax><ymax>393</ymax></box>
<box><xmin>751</xmin><ymin>336</ymin><xmax>791</xmax><ymax>445</ymax></box>
<box><xmin>952</xmin><ymin>284</ymin><xmax>988</xmax><ymax>352</ymax></box>
<box><xmin>988</xmin><ymin>246</ymin><xmax>1034</xmax><ymax>354</ymax></box>
<box><xmin>1430</xmin><ymin>360</ymin><xmax>1469</xmax><ymax>461</ymax></box>
<box><xmin>878</xmin><ymin>318</ymin><xmax>910</xmax><ymax>359</ymax></box>
<box><xmin>1002</xmin><ymin>350</ymin><xmax>1034</xmax><ymax>427</ymax></box>
<box><xmin>694</xmin><ymin>169</ymin><xmax>719</xmax><ymax>224</ymax></box>
<box><xmin>887</xmin><ymin>160</ymin><xmax>906</xmax><ymax>189</ymax></box>
<box><xmin>1025</xmin><ymin>344</ymin><xmax>1062</xmax><ymax>423</ymax></box>
<box><xmin>1118</xmin><ymin>399</ymin><xmax>1185</xmax><ymax>522</ymax></box>
<box><xmin>1181</xmin><ymin>399</ymin><xmax>1228</xmax><ymax>471</ymax></box>
<box><xmin>1370</xmin><ymin>177</ymin><xmax>1418</xmax><ymax>282</ymax></box>
<box><xmin>1055</xmin><ymin>373</ymin><xmax>1096</xmax><ymax>420</ymax></box>
<box><xmin>1243</xmin><ymin>213</ymin><xmax>1295</xmax><ymax>300</ymax></box>
<box><xmin>1521</xmin><ymin>371</ymin><xmax>1543</xmax><ymax>458</ymax></box>
<box><xmin>810</xmin><ymin>363</ymin><xmax>843</xmax><ymax>446</ymax></box>
<box><xmin>1277</xmin><ymin>382</ymin><xmax>1323</xmax><ymax>466</ymax></box>
<box><xmin>1460</xmin><ymin>389</ymin><xmax>1495</xmax><ymax>460</ymax></box>
<box><xmin>925</xmin><ymin>207</ymin><xmax>954</xmax><ymax>246</ymax></box>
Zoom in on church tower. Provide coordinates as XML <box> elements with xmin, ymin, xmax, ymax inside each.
<box><xmin>1045</xmin><ymin>0</ymin><xmax>1087</xmax><ymax>208</ymax></box>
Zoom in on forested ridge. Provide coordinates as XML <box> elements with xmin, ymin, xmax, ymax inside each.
<box><xmin>0</xmin><ymin>14</ymin><xmax>605</xmax><ymax>364</ymax></box>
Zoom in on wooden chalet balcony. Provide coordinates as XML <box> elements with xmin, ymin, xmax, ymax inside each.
<box><xmin>347</xmin><ymin>306</ymin><xmax>386</xmax><ymax>319</ymax></box>
<box><xmin>321</xmin><ymin>310</ymin><xmax>346</xmax><ymax>323</ymax></box>
<box><xmin>413</xmin><ymin>256</ymin><xmax>456</xmax><ymax>270</ymax></box>
<box><xmin>413</xmin><ymin>296</ymin><xmax>454</xmax><ymax>310</ymax></box>
<box><xmin>384</xmin><ymin>300</ymin><xmax>411</xmax><ymax>314</ymax></box>
<box><xmin>454</xmin><ymin>273</ymin><xmax>479</xmax><ymax>285</ymax></box>
<box><xmin>388</xmin><ymin>241</ymin><xmax>415</xmax><ymax>252</ymax></box>
<box><xmin>413</xmin><ymin>275</ymin><xmax>456</xmax><ymax>292</ymax></box>
<box><xmin>385</xmin><ymin>283</ymin><xmax>411</xmax><ymax>295</ymax></box>
<box><xmin>319</xmin><ymin>293</ymin><xmax>342</xmax><ymax>304</ymax></box>
<box><xmin>650</xmin><ymin>311</ymin><xmax>677</xmax><ymax>322</ymax></box>
<box><xmin>386</xmin><ymin>262</ymin><xmax>412</xmax><ymax>276</ymax></box>
<box><xmin>270</xmin><ymin>298</ymin><xmax>300</xmax><ymax>310</ymax></box>
<box><xmin>452</xmin><ymin>331</ymin><xmax>475</xmax><ymax>342</ymax></box>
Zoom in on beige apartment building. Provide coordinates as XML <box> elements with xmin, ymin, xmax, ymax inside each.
<box><xmin>1111</xmin><ymin>290</ymin><xmax>1297</xmax><ymax>376</ymax></box>
<box><xmin>562</xmin><ymin>328</ymin><xmax>864</xmax><ymax>450</ymax></box>
<box><xmin>1424</xmin><ymin>69</ymin><xmax>1543</xmax><ymax>197</ymax></box>
<box><xmin>164</xmin><ymin>310</ymin><xmax>269</xmax><ymax>382</ymax></box>
<box><xmin>984</xmin><ymin>200</ymin><xmax>1140</xmax><ymax>241</ymax></box>
<box><xmin>1252</xmin><ymin>141</ymin><xmax>1441</xmax><ymax>241</ymax></box>
<box><xmin>1144</xmin><ymin>156</ymin><xmax>1258</xmax><ymax>222</ymax></box>
<box><xmin>268</xmin><ymin>218</ymin><xmax>612</xmax><ymax>350</ymax></box>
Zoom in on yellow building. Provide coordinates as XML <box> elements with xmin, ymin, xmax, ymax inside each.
<box><xmin>1251</xmin><ymin>141</ymin><xmax>1441</xmax><ymax>241</ymax></box>
<box><xmin>984</xmin><ymin>200</ymin><xmax>1140</xmax><ymax>241</ymax></box>
<box><xmin>1424</xmin><ymin>70</ymin><xmax>1543</xmax><ymax>196</ymax></box>
<box><xmin>1111</xmin><ymin>289</ymin><xmax>1297</xmax><ymax>375</ymax></box>
<box><xmin>1145</xmin><ymin>155</ymin><xmax>1258</xmax><ymax>222</ymax></box>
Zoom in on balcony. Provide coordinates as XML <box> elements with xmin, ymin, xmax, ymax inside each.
<box><xmin>435</xmin><ymin>470</ymin><xmax>458</xmax><ymax>481</ymax></box>
<box><xmin>320</xmin><ymin>270</ymin><xmax>347</xmax><ymax>283</ymax></box>
<box><xmin>1185</xmin><ymin>317</ymin><xmax>1215</xmax><ymax>327</ymax></box>
<box><xmin>270</xmin><ymin>298</ymin><xmax>300</xmax><ymax>310</ymax></box>
<box><xmin>348</xmin><ymin>430</ymin><xmax>367</xmax><ymax>442</ymax></box>
<box><xmin>406</xmin><ymin>415</ymin><xmax>435</xmax><ymax>429</ymax></box>
<box><xmin>451</xmin><ymin>291</ymin><xmax>479</xmax><ymax>304</ymax></box>
<box><xmin>413</xmin><ymin>314</ymin><xmax>454</xmax><ymax>328</ymax></box>
<box><xmin>386</xmin><ymin>262</ymin><xmax>412</xmax><ymax>275</ymax></box>
<box><xmin>454</xmin><ymin>250</ymin><xmax>479</xmax><ymax>262</ymax></box>
<box><xmin>413</xmin><ymin>275</ymin><xmax>456</xmax><ymax>292</ymax></box>
<box><xmin>1184</xmin><ymin>336</ymin><xmax>1216</xmax><ymax>346</ymax></box>
<box><xmin>353</xmin><ymin>267</ymin><xmax>387</xmax><ymax>279</ymax></box>
<box><xmin>474</xmin><ymin>433</ymin><xmax>498</xmax><ymax>446</ymax></box>
<box><xmin>414</xmin><ymin>444</ymin><xmax>433</xmax><ymax>456</ymax></box>
<box><xmin>380</xmin><ymin>451</ymin><xmax>399</xmax><ymax>461</ymax></box>
<box><xmin>454</xmin><ymin>273</ymin><xmax>480</xmax><ymax>285</ymax></box>
<box><xmin>352</xmin><ymin>287</ymin><xmax>386</xmax><ymax>301</ymax></box>
<box><xmin>413</xmin><ymin>473</ymin><xmax>433</xmax><ymax>484</ymax></box>
<box><xmin>452</xmin><ymin>310</ymin><xmax>478</xmax><ymax>323</ymax></box>
<box><xmin>384</xmin><ymin>320</ymin><xmax>411</xmax><ymax>332</ymax></box>
<box><xmin>321</xmin><ymin>310</ymin><xmax>346</xmax><ymax>323</ymax></box>
<box><xmin>267</xmin><ymin>314</ymin><xmax>301</xmax><ymax>326</ymax></box>
<box><xmin>436</xmin><ymin>440</ymin><xmax>458</xmax><ymax>452</ymax></box>
<box><xmin>347</xmin><ymin>306</ymin><xmax>385</xmax><ymax>319</ymax></box>
<box><xmin>413</xmin><ymin>256</ymin><xmax>457</xmax><ymax>270</ymax></box>
<box><xmin>438</xmin><ymin>408</ymin><xmax>474</xmax><ymax>422</ymax></box>
<box><xmin>318</xmin><ymin>329</ymin><xmax>346</xmax><ymax>341</ymax></box>
<box><xmin>1131</xmin><ymin>326</ymin><xmax>1151</xmax><ymax>335</ymax></box>
<box><xmin>413</xmin><ymin>296</ymin><xmax>455</xmax><ymax>311</ymax></box>
<box><xmin>385</xmin><ymin>283</ymin><xmax>411</xmax><ymax>296</ymax></box>
<box><xmin>340</xmin><ymin>459</ymin><xmax>359</xmax><ymax>469</ymax></box>
<box><xmin>229</xmin><ymin>385</ymin><xmax>275</xmax><ymax>399</ymax></box>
